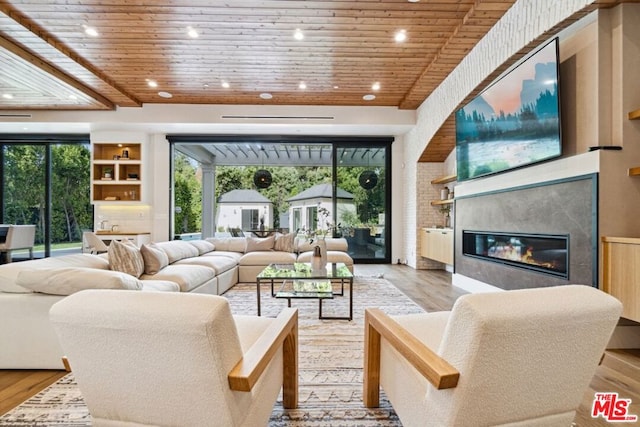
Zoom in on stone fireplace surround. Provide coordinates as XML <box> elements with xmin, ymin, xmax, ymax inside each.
<box><xmin>454</xmin><ymin>174</ymin><xmax>597</xmax><ymax>291</ymax></box>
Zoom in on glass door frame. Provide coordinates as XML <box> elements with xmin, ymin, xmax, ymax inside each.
<box><xmin>332</xmin><ymin>141</ymin><xmax>392</xmax><ymax>264</ymax></box>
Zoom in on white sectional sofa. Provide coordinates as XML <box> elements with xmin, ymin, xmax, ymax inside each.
<box><xmin>0</xmin><ymin>235</ymin><xmax>352</xmax><ymax>369</ymax></box>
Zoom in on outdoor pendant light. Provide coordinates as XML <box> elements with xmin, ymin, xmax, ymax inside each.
<box><xmin>253</xmin><ymin>146</ymin><xmax>272</xmax><ymax>189</ymax></box>
<box><xmin>358</xmin><ymin>170</ymin><xmax>378</xmax><ymax>189</ymax></box>
<box><xmin>359</xmin><ymin>149</ymin><xmax>378</xmax><ymax>190</ymax></box>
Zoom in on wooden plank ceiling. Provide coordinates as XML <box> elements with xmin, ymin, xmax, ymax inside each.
<box><xmin>0</xmin><ymin>0</ymin><xmax>633</xmax><ymax>161</ymax></box>
<box><xmin>0</xmin><ymin>0</ymin><xmax>517</xmax><ymax>111</ymax></box>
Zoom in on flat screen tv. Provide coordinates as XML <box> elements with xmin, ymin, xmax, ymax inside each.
<box><xmin>455</xmin><ymin>38</ymin><xmax>561</xmax><ymax>181</ymax></box>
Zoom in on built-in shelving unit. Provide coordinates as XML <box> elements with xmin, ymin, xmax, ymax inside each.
<box><xmin>91</xmin><ymin>143</ymin><xmax>142</xmax><ymax>203</ymax></box>
<box><xmin>430</xmin><ymin>174</ymin><xmax>457</xmax><ymax>205</ymax></box>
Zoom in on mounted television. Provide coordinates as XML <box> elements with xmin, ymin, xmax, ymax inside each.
<box><xmin>455</xmin><ymin>38</ymin><xmax>562</xmax><ymax>181</ymax></box>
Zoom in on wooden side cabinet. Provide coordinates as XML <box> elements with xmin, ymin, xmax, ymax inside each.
<box><xmin>420</xmin><ymin>228</ymin><xmax>454</xmax><ymax>265</ymax></box>
<box><xmin>602</xmin><ymin>236</ymin><xmax>640</xmax><ymax>322</ymax></box>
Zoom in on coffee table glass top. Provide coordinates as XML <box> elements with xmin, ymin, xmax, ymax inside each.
<box><xmin>257</xmin><ymin>263</ymin><xmax>353</xmax><ymax>280</ymax></box>
<box><xmin>276</xmin><ymin>279</ymin><xmax>334</xmax><ymax>299</ymax></box>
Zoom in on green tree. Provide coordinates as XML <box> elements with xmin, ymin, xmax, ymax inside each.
<box><xmin>174</xmin><ymin>154</ymin><xmax>202</xmax><ymax>233</ymax></box>
<box><xmin>51</xmin><ymin>144</ymin><xmax>92</xmax><ymax>242</ymax></box>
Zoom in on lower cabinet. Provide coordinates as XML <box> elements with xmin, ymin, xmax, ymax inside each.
<box><xmin>602</xmin><ymin>236</ymin><xmax>640</xmax><ymax>322</ymax></box>
<box><xmin>420</xmin><ymin>228</ymin><xmax>454</xmax><ymax>265</ymax></box>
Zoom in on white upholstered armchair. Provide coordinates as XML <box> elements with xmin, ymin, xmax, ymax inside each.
<box><xmin>0</xmin><ymin>224</ymin><xmax>36</xmax><ymax>263</ymax></box>
<box><xmin>364</xmin><ymin>285</ymin><xmax>622</xmax><ymax>427</ymax></box>
<box><xmin>50</xmin><ymin>290</ymin><xmax>298</xmax><ymax>427</ymax></box>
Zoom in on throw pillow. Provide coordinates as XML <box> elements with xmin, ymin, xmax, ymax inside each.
<box><xmin>245</xmin><ymin>235</ymin><xmax>275</xmax><ymax>252</ymax></box>
<box><xmin>108</xmin><ymin>239</ymin><xmax>145</xmax><ymax>278</ymax></box>
<box><xmin>16</xmin><ymin>267</ymin><xmax>143</xmax><ymax>295</ymax></box>
<box><xmin>140</xmin><ymin>242</ymin><xmax>169</xmax><ymax>275</ymax></box>
<box><xmin>274</xmin><ymin>232</ymin><xmax>296</xmax><ymax>252</ymax></box>
<box><xmin>188</xmin><ymin>240</ymin><xmax>215</xmax><ymax>255</ymax></box>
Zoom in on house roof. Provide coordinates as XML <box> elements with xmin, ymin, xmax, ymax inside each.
<box><xmin>218</xmin><ymin>189</ymin><xmax>272</xmax><ymax>204</ymax></box>
<box><xmin>286</xmin><ymin>183</ymin><xmax>354</xmax><ymax>202</ymax></box>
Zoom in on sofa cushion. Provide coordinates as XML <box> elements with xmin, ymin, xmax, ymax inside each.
<box><xmin>108</xmin><ymin>240</ymin><xmax>144</xmax><ymax>278</ymax></box>
<box><xmin>297</xmin><ymin>250</ymin><xmax>354</xmax><ymax>266</ymax></box>
<box><xmin>296</xmin><ymin>237</ymin><xmax>348</xmax><ymax>253</ymax></box>
<box><xmin>245</xmin><ymin>236</ymin><xmax>275</xmax><ymax>252</ymax></box>
<box><xmin>274</xmin><ymin>232</ymin><xmax>296</xmax><ymax>253</ymax></box>
<box><xmin>174</xmin><ymin>256</ymin><xmax>237</xmax><ymax>275</ymax></box>
<box><xmin>140</xmin><ymin>280</ymin><xmax>181</xmax><ymax>292</ymax></box>
<box><xmin>205</xmin><ymin>237</ymin><xmax>246</xmax><ymax>253</ymax></box>
<box><xmin>16</xmin><ymin>267</ymin><xmax>143</xmax><ymax>295</ymax></box>
<box><xmin>154</xmin><ymin>241</ymin><xmax>199</xmax><ymax>263</ymax></box>
<box><xmin>188</xmin><ymin>240</ymin><xmax>216</xmax><ymax>255</ymax></box>
<box><xmin>140</xmin><ymin>264</ymin><xmax>215</xmax><ymax>292</ymax></box>
<box><xmin>140</xmin><ymin>242</ymin><xmax>170</xmax><ymax>275</ymax></box>
<box><xmin>239</xmin><ymin>251</ymin><xmax>297</xmax><ymax>266</ymax></box>
<box><xmin>0</xmin><ymin>254</ymin><xmax>110</xmax><ymax>293</ymax></box>
<box><xmin>200</xmin><ymin>251</ymin><xmax>243</xmax><ymax>263</ymax></box>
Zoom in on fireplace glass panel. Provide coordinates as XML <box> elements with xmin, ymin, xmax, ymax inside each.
<box><xmin>462</xmin><ymin>231</ymin><xmax>569</xmax><ymax>278</ymax></box>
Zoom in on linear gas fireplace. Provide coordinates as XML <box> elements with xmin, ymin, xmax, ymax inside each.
<box><xmin>462</xmin><ymin>231</ymin><xmax>569</xmax><ymax>278</ymax></box>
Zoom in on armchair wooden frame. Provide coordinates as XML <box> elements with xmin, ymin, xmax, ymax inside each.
<box><xmin>228</xmin><ymin>307</ymin><xmax>298</xmax><ymax>408</ymax></box>
<box><xmin>363</xmin><ymin>308</ymin><xmax>459</xmax><ymax>408</ymax></box>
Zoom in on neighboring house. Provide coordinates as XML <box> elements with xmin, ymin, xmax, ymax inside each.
<box><xmin>216</xmin><ymin>190</ymin><xmax>273</xmax><ymax>232</ymax></box>
<box><xmin>286</xmin><ymin>183</ymin><xmax>356</xmax><ymax>232</ymax></box>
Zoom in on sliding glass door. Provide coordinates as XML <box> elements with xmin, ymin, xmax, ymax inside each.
<box><xmin>334</xmin><ymin>144</ymin><xmax>390</xmax><ymax>263</ymax></box>
<box><xmin>1</xmin><ymin>137</ymin><xmax>92</xmax><ymax>259</ymax></box>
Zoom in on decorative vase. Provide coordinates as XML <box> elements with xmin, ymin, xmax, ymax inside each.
<box><xmin>316</xmin><ymin>237</ymin><xmax>328</xmax><ymax>268</ymax></box>
<box><xmin>311</xmin><ymin>245</ymin><xmax>324</xmax><ymax>271</ymax></box>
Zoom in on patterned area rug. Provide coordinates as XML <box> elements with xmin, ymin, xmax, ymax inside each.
<box><xmin>0</xmin><ymin>276</ymin><xmax>425</xmax><ymax>426</ymax></box>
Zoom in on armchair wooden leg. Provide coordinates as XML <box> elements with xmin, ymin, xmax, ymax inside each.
<box><xmin>282</xmin><ymin>319</ymin><xmax>298</xmax><ymax>409</ymax></box>
<box><xmin>62</xmin><ymin>357</ymin><xmax>71</xmax><ymax>372</ymax></box>
<box><xmin>363</xmin><ymin>310</ymin><xmax>381</xmax><ymax>408</ymax></box>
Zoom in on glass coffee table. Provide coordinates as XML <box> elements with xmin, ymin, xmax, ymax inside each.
<box><xmin>256</xmin><ymin>263</ymin><xmax>354</xmax><ymax>320</ymax></box>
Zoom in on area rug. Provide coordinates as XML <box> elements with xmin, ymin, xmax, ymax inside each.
<box><xmin>0</xmin><ymin>276</ymin><xmax>425</xmax><ymax>426</ymax></box>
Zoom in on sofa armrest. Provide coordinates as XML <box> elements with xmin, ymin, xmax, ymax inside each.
<box><xmin>228</xmin><ymin>307</ymin><xmax>298</xmax><ymax>408</ymax></box>
<box><xmin>363</xmin><ymin>308</ymin><xmax>459</xmax><ymax>407</ymax></box>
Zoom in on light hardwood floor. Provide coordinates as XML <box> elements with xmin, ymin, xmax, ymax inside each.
<box><xmin>1</xmin><ymin>264</ymin><xmax>639</xmax><ymax>425</ymax></box>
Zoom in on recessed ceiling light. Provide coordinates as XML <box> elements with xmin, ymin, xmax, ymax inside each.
<box><xmin>372</xmin><ymin>82</ymin><xmax>381</xmax><ymax>91</ymax></box>
<box><xmin>147</xmin><ymin>79</ymin><xmax>158</xmax><ymax>88</ymax></box>
<box><xmin>394</xmin><ymin>29</ymin><xmax>407</xmax><ymax>43</ymax></box>
<box><xmin>333</xmin><ymin>85</ymin><xmax>339</xmax><ymax>89</ymax></box>
<box><xmin>187</xmin><ymin>26</ymin><xmax>199</xmax><ymax>38</ymax></box>
<box><xmin>69</xmin><ymin>94</ymin><xmax>77</xmax><ymax>100</ymax></box>
<box><xmin>363</xmin><ymin>94</ymin><xmax>376</xmax><ymax>101</ymax></box>
<box><xmin>2</xmin><ymin>93</ymin><xmax>14</xmax><ymax>99</ymax></box>
<box><xmin>203</xmin><ymin>83</ymin><xmax>210</xmax><ymax>89</ymax></box>
<box><xmin>158</xmin><ymin>91</ymin><xmax>173</xmax><ymax>98</ymax></box>
<box><xmin>221</xmin><ymin>81</ymin><xmax>230</xmax><ymax>89</ymax></box>
<box><xmin>260</xmin><ymin>93</ymin><xmax>273</xmax><ymax>100</ymax></box>
<box><xmin>294</xmin><ymin>28</ymin><xmax>304</xmax><ymax>40</ymax></box>
<box><xmin>299</xmin><ymin>82</ymin><xmax>307</xmax><ymax>90</ymax></box>
<box><xmin>408</xmin><ymin>0</ymin><xmax>420</xmax><ymax>2</ymax></box>
<box><xmin>82</xmin><ymin>25</ymin><xmax>99</xmax><ymax>37</ymax></box>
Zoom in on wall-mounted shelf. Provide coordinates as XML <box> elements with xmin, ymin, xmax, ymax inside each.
<box><xmin>628</xmin><ymin>167</ymin><xmax>640</xmax><ymax>176</ymax></box>
<box><xmin>431</xmin><ymin>199</ymin><xmax>454</xmax><ymax>206</ymax></box>
<box><xmin>430</xmin><ymin>174</ymin><xmax>457</xmax><ymax>185</ymax></box>
<box><xmin>628</xmin><ymin>109</ymin><xmax>640</xmax><ymax>120</ymax></box>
